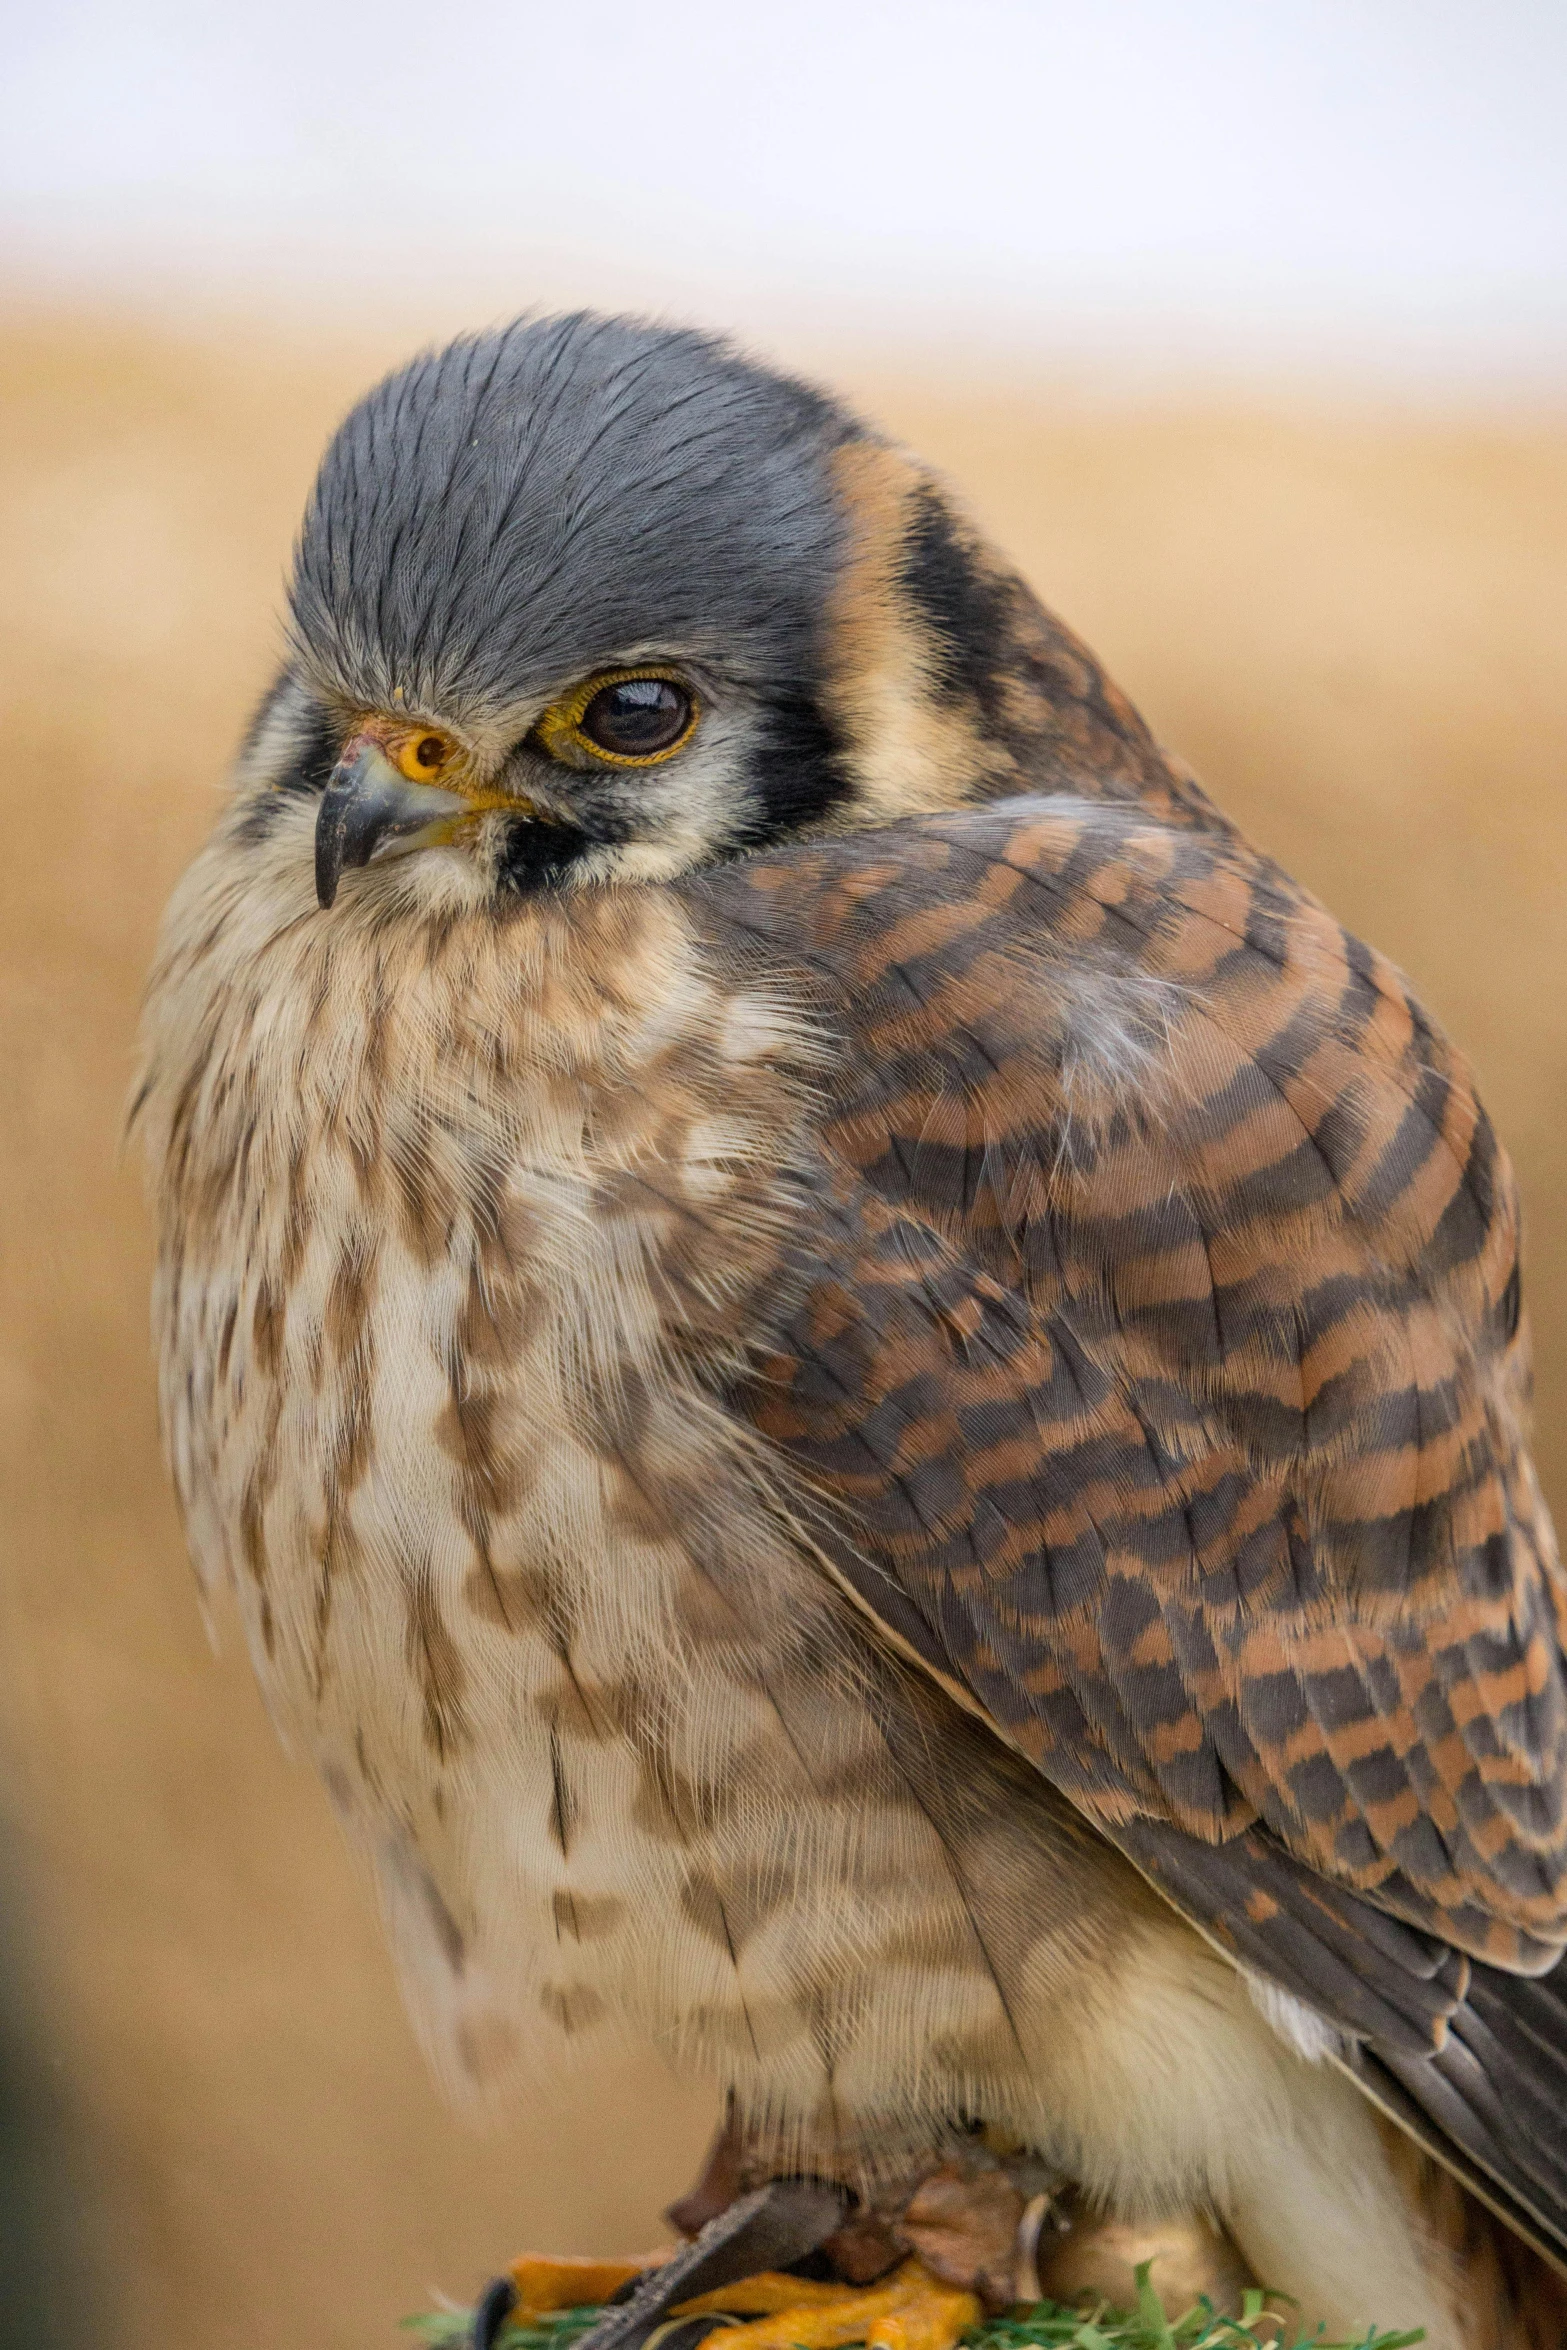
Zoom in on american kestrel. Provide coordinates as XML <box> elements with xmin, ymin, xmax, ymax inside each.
<box><xmin>136</xmin><ymin>316</ymin><xmax>1567</xmax><ymax>2348</ymax></box>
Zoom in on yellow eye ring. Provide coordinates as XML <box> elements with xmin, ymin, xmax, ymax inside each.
<box><xmin>533</xmin><ymin>668</ymin><xmax>700</xmax><ymax>769</ymax></box>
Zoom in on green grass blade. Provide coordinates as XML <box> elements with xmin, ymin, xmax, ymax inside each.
<box><xmin>405</xmin><ymin>2293</ymin><xmax>1427</xmax><ymax>2350</ymax></box>
<box><xmin>1131</xmin><ymin>2263</ymin><xmax>1177</xmax><ymax>2350</ymax></box>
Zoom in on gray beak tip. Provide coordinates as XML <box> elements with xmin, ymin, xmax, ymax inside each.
<box><xmin>312</xmin><ymin>742</ymin><xmax>466</xmax><ymax>912</ymax></box>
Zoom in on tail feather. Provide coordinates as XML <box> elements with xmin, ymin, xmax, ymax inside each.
<box><xmin>1356</xmin><ymin>1956</ymin><xmax>1567</xmax><ymax>2278</ymax></box>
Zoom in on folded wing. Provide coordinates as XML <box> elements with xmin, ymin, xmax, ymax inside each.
<box><xmin>687</xmin><ymin>795</ymin><xmax>1567</xmax><ymax>2258</ymax></box>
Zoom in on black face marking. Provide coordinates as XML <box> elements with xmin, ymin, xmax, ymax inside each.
<box><xmin>496</xmin><ymin>814</ymin><xmax>595</xmax><ymax>895</ymax></box>
<box><xmin>276</xmin><ymin>701</ymin><xmax>342</xmax><ymax>795</ymax></box>
<box><xmin>899</xmin><ymin>484</ymin><xmax>1015</xmax><ymax>725</ymax></box>
<box><xmin>731</xmin><ymin>690</ymin><xmax>852</xmax><ymax>851</ymax></box>
<box><xmin>236</xmin><ymin>687</ymin><xmax>342</xmax><ymax>842</ymax></box>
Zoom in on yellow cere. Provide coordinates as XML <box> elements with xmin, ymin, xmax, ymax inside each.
<box><xmin>358</xmin><ymin>717</ymin><xmax>543</xmax><ymax>822</ymax></box>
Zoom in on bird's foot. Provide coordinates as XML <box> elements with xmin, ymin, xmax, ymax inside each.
<box><xmin>473</xmin><ymin>2180</ymin><xmax>850</xmax><ymax>2350</ymax></box>
<box><xmin>508</xmin><ymin>2254</ymin><xmax>673</xmax><ymax>2316</ymax></box>
<box><xmin>675</xmin><ymin>2257</ymin><xmax>980</xmax><ymax>2350</ymax></box>
<box><xmin>470</xmin><ymin>2253</ymin><xmax>670</xmax><ymax>2350</ymax></box>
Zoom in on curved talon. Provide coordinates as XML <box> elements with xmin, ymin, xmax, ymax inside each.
<box><xmin>570</xmin><ymin>2183</ymin><xmax>849</xmax><ymax>2350</ymax></box>
<box><xmin>473</xmin><ymin>2274</ymin><xmax>519</xmax><ymax>2350</ymax></box>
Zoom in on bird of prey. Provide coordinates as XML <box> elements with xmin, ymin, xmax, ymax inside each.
<box><xmin>137</xmin><ymin>316</ymin><xmax>1567</xmax><ymax>2348</ymax></box>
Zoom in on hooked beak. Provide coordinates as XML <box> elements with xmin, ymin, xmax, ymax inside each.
<box><xmin>314</xmin><ymin>739</ymin><xmax>469</xmax><ymax>909</ymax></box>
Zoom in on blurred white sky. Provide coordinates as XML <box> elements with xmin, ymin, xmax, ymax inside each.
<box><xmin>4</xmin><ymin>0</ymin><xmax>1566</xmax><ymax>386</ymax></box>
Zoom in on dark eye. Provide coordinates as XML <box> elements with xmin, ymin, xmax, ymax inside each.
<box><xmin>578</xmin><ymin>676</ymin><xmax>693</xmax><ymax>759</ymax></box>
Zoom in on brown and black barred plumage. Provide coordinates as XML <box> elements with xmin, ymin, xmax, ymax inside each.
<box><xmin>137</xmin><ymin>316</ymin><xmax>1567</xmax><ymax>2346</ymax></box>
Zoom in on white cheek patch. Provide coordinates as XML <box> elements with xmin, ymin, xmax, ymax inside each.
<box><xmin>560</xmin><ymin>700</ymin><xmax>771</xmax><ymax>885</ymax></box>
<box><xmin>575</xmin><ymin>838</ymin><xmax>694</xmax><ymax>888</ymax></box>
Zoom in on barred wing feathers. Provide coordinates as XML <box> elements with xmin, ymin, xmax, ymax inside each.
<box><xmin>685</xmin><ymin>795</ymin><xmax>1567</xmax><ymax>2259</ymax></box>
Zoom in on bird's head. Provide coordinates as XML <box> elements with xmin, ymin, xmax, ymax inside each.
<box><xmin>237</xmin><ymin>313</ymin><xmax>1190</xmax><ymax>914</ymax></box>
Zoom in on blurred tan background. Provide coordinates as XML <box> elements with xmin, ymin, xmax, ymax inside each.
<box><xmin>1</xmin><ymin>306</ymin><xmax>1563</xmax><ymax>2349</ymax></box>
<box><xmin>3</xmin><ymin>3</ymin><xmax>1566</xmax><ymax>2344</ymax></box>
